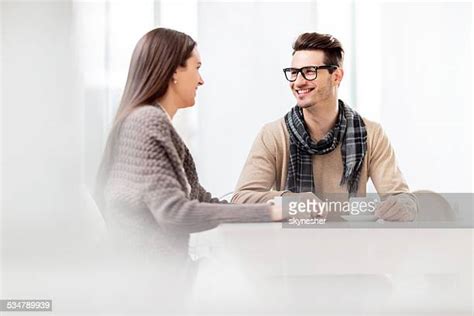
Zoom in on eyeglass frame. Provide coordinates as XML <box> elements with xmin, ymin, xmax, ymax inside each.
<box><xmin>282</xmin><ymin>65</ymin><xmax>338</xmax><ymax>82</ymax></box>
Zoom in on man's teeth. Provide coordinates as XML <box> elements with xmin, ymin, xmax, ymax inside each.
<box><xmin>297</xmin><ymin>89</ymin><xmax>311</xmax><ymax>94</ymax></box>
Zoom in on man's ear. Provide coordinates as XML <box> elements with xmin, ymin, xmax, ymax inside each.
<box><xmin>334</xmin><ymin>68</ymin><xmax>344</xmax><ymax>86</ymax></box>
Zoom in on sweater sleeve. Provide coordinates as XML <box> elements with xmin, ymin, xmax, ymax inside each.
<box><xmin>368</xmin><ymin>122</ymin><xmax>417</xmax><ymax>216</ymax></box>
<box><xmin>231</xmin><ymin>125</ymin><xmax>287</xmax><ymax>204</ymax></box>
<box><xmin>142</xmin><ymin>146</ymin><xmax>272</xmax><ymax>233</ymax></box>
<box><xmin>368</xmin><ymin>122</ymin><xmax>410</xmax><ymax>195</ymax></box>
<box><xmin>130</xmin><ymin>111</ymin><xmax>273</xmax><ymax>234</ymax></box>
<box><xmin>197</xmin><ymin>184</ymin><xmax>224</xmax><ymax>204</ymax></box>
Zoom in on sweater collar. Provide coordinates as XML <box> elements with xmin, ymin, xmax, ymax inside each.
<box><xmin>157</xmin><ymin>103</ymin><xmax>173</xmax><ymax>122</ymax></box>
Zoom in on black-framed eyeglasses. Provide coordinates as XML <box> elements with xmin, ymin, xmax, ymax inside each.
<box><xmin>283</xmin><ymin>65</ymin><xmax>338</xmax><ymax>82</ymax></box>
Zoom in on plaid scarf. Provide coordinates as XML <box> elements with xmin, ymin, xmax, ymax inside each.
<box><xmin>284</xmin><ymin>100</ymin><xmax>367</xmax><ymax>195</ymax></box>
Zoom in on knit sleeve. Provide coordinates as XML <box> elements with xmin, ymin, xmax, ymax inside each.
<box><xmin>116</xmin><ymin>107</ymin><xmax>273</xmax><ymax>234</ymax></box>
<box><xmin>143</xmin><ymin>146</ymin><xmax>272</xmax><ymax>234</ymax></box>
<box><xmin>196</xmin><ymin>184</ymin><xmax>224</xmax><ymax>204</ymax></box>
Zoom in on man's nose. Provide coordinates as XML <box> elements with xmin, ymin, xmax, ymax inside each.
<box><xmin>294</xmin><ymin>71</ymin><xmax>307</xmax><ymax>85</ymax></box>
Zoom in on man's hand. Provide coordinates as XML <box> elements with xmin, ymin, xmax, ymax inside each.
<box><xmin>375</xmin><ymin>194</ymin><xmax>417</xmax><ymax>221</ymax></box>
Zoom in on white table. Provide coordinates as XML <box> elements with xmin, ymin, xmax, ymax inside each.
<box><xmin>189</xmin><ymin>223</ymin><xmax>473</xmax><ymax>315</ymax></box>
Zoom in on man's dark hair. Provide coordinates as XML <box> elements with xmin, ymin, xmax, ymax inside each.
<box><xmin>293</xmin><ymin>32</ymin><xmax>344</xmax><ymax>70</ymax></box>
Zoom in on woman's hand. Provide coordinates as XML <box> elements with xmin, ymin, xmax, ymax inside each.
<box><xmin>270</xmin><ymin>203</ymin><xmax>284</xmax><ymax>221</ymax></box>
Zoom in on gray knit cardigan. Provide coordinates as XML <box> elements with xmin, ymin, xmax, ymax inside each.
<box><xmin>100</xmin><ymin>105</ymin><xmax>272</xmax><ymax>260</ymax></box>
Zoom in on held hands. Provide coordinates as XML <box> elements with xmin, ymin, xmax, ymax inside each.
<box><xmin>280</xmin><ymin>191</ymin><xmax>328</xmax><ymax>220</ymax></box>
<box><xmin>270</xmin><ymin>192</ymin><xmax>417</xmax><ymax>222</ymax></box>
<box><xmin>375</xmin><ymin>194</ymin><xmax>417</xmax><ymax>221</ymax></box>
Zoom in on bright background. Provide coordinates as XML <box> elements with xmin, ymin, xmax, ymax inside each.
<box><xmin>0</xmin><ymin>0</ymin><xmax>473</xmax><ymax>291</ymax></box>
<box><xmin>1</xmin><ymin>0</ymin><xmax>473</xmax><ymax>313</ymax></box>
<box><xmin>69</xmin><ymin>0</ymin><xmax>472</xmax><ymax>198</ymax></box>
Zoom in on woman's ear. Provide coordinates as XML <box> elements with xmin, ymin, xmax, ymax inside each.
<box><xmin>172</xmin><ymin>72</ymin><xmax>179</xmax><ymax>85</ymax></box>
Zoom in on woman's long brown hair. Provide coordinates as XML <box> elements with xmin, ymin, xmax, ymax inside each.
<box><xmin>94</xmin><ymin>28</ymin><xmax>196</xmax><ymax>212</ymax></box>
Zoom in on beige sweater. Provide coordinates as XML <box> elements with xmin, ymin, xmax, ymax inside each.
<box><xmin>232</xmin><ymin>117</ymin><xmax>411</xmax><ymax>204</ymax></box>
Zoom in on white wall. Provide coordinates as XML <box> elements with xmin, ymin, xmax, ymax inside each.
<box><xmin>196</xmin><ymin>1</ymin><xmax>320</xmax><ymax>196</ymax></box>
<box><xmin>194</xmin><ymin>1</ymin><xmax>472</xmax><ymax>195</ymax></box>
<box><xmin>0</xmin><ymin>0</ymin><xmax>4</xmax><ymax>291</ymax></box>
<box><xmin>378</xmin><ymin>2</ymin><xmax>472</xmax><ymax>192</ymax></box>
<box><xmin>0</xmin><ymin>0</ymin><xmax>105</xmax><ymax>267</ymax></box>
<box><xmin>73</xmin><ymin>0</ymin><xmax>155</xmax><ymax>190</ymax></box>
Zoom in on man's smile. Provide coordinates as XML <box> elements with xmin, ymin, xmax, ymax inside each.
<box><xmin>295</xmin><ymin>88</ymin><xmax>314</xmax><ymax>96</ymax></box>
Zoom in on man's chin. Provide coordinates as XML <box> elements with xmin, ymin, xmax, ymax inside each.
<box><xmin>297</xmin><ymin>102</ymin><xmax>314</xmax><ymax>109</ymax></box>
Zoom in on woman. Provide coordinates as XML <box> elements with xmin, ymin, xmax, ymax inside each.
<box><xmin>95</xmin><ymin>28</ymin><xmax>281</xmax><ymax>264</ymax></box>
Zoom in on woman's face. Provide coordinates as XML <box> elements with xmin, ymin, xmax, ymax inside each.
<box><xmin>173</xmin><ymin>48</ymin><xmax>204</xmax><ymax>108</ymax></box>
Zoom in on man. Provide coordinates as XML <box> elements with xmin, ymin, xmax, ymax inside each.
<box><xmin>231</xmin><ymin>32</ymin><xmax>416</xmax><ymax>221</ymax></box>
